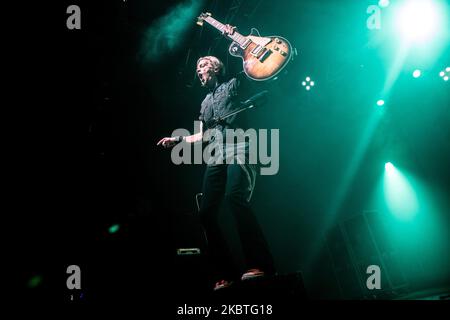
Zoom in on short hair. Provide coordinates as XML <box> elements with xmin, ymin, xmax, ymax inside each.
<box><xmin>197</xmin><ymin>56</ymin><xmax>225</xmax><ymax>77</ymax></box>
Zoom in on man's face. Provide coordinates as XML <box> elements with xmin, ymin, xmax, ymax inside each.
<box><xmin>197</xmin><ymin>59</ymin><xmax>217</xmax><ymax>87</ymax></box>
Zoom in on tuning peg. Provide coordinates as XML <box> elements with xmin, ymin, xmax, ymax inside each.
<box><xmin>197</xmin><ymin>12</ymin><xmax>211</xmax><ymax>26</ymax></box>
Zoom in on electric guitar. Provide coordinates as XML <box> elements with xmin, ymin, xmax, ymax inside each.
<box><xmin>197</xmin><ymin>12</ymin><xmax>293</xmax><ymax>81</ymax></box>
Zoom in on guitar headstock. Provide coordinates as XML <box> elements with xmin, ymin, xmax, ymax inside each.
<box><xmin>196</xmin><ymin>12</ymin><xmax>211</xmax><ymax>26</ymax></box>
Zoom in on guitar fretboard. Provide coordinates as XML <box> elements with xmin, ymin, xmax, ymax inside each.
<box><xmin>203</xmin><ymin>16</ymin><xmax>247</xmax><ymax>46</ymax></box>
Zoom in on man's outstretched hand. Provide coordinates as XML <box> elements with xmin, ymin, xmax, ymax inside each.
<box><xmin>157</xmin><ymin>137</ymin><xmax>178</xmax><ymax>148</ymax></box>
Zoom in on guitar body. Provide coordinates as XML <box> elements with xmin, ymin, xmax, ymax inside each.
<box><xmin>197</xmin><ymin>13</ymin><xmax>293</xmax><ymax>81</ymax></box>
<box><xmin>228</xmin><ymin>32</ymin><xmax>292</xmax><ymax>81</ymax></box>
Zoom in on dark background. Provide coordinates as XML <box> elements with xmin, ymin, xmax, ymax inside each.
<box><xmin>14</xmin><ymin>0</ymin><xmax>449</xmax><ymax>306</ymax></box>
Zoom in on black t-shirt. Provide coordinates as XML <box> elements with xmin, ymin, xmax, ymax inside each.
<box><xmin>198</xmin><ymin>73</ymin><xmax>254</xmax><ymax>165</ymax></box>
<box><xmin>198</xmin><ymin>72</ymin><xmax>251</xmax><ymax>135</ymax></box>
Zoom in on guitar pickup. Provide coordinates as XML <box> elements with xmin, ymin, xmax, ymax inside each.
<box><xmin>251</xmin><ymin>45</ymin><xmax>264</xmax><ymax>57</ymax></box>
<box><xmin>240</xmin><ymin>38</ymin><xmax>252</xmax><ymax>49</ymax></box>
<box><xmin>258</xmin><ymin>48</ymin><xmax>272</xmax><ymax>62</ymax></box>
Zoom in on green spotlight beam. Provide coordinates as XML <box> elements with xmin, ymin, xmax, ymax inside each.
<box><xmin>139</xmin><ymin>0</ymin><xmax>205</xmax><ymax>64</ymax></box>
<box><xmin>382</xmin><ymin>44</ymin><xmax>409</xmax><ymax>96</ymax></box>
<box><xmin>384</xmin><ymin>164</ymin><xmax>419</xmax><ymax>220</ymax></box>
<box><xmin>381</xmin><ymin>0</ymin><xmax>449</xmax><ymax>96</ymax></box>
<box><xmin>304</xmin><ymin>109</ymin><xmax>385</xmax><ymax>271</ymax></box>
<box><xmin>369</xmin><ymin>166</ymin><xmax>450</xmax><ymax>286</ymax></box>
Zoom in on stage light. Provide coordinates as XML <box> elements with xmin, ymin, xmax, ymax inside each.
<box><xmin>301</xmin><ymin>76</ymin><xmax>314</xmax><ymax>91</ymax></box>
<box><xmin>379</xmin><ymin>0</ymin><xmax>390</xmax><ymax>8</ymax></box>
<box><xmin>385</xmin><ymin>162</ymin><xmax>394</xmax><ymax>172</ymax></box>
<box><xmin>384</xmin><ymin>163</ymin><xmax>418</xmax><ymax>220</ymax></box>
<box><xmin>108</xmin><ymin>224</ymin><xmax>120</xmax><ymax>234</ymax></box>
<box><xmin>412</xmin><ymin>69</ymin><xmax>421</xmax><ymax>78</ymax></box>
<box><xmin>440</xmin><ymin>67</ymin><xmax>450</xmax><ymax>81</ymax></box>
<box><xmin>28</xmin><ymin>275</ymin><xmax>43</xmax><ymax>288</ymax></box>
<box><xmin>302</xmin><ymin>81</ymin><xmax>306</xmax><ymax>86</ymax></box>
<box><xmin>377</xmin><ymin>99</ymin><xmax>385</xmax><ymax>106</ymax></box>
<box><xmin>395</xmin><ymin>0</ymin><xmax>442</xmax><ymax>44</ymax></box>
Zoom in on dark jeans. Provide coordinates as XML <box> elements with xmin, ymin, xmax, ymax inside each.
<box><xmin>199</xmin><ymin>163</ymin><xmax>275</xmax><ymax>281</ymax></box>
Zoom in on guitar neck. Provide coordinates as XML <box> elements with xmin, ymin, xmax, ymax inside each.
<box><xmin>203</xmin><ymin>16</ymin><xmax>247</xmax><ymax>46</ymax></box>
